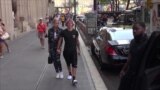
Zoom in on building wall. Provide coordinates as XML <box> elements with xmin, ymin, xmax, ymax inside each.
<box><xmin>0</xmin><ymin>0</ymin><xmax>14</xmax><ymax>39</ymax></box>
<box><xmin>0</xmin><ymin>0</ymin><xmax>50</xmax><ymax>39</ymax></box>
<box><xmin>16</xmin><ymin>0</ymin><xmax>48</xmax><ymax>31</ymax></box>
<box><xmin>150</xmin><ymin>2</ymin><xmax>160</xmax><ymax>32</ymax></box>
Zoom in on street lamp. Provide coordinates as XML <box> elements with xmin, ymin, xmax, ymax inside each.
<box><xmin>74</xmin><ymin>0</ymin><xmax>77</xmax><ymax>28</ymax></box>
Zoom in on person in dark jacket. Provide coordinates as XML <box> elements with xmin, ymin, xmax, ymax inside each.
<box><xmin>118</xmin><ymin>22</ymin><xmax>148</xmax><ymax>90</ymax></box>
<box><xmin>48</xmin><ymin>18</ymin><xmax>63</xmax><ymax>79</ymax></box>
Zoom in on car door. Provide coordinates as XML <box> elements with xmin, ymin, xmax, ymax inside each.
<box><xmin>136</xmin><ymin>31</ymin><xmax>160</xmax><ymax>90</ymax></box>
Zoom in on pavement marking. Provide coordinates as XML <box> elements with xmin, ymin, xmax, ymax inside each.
<box><xmin>34</xmin><ymin>63</ymin><xmax>48</xmax><ymax>90</ymax></box>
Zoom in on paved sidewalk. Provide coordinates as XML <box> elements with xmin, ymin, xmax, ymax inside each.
<box><xmin>0</xmin><ymin>31</ymin><xmax>95</xmax><ymax>90</ymax></box>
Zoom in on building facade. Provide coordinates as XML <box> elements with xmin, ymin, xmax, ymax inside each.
<box><xmin>0</xmin><ymin>0</ymin><xmax>14</xmax><ymax>39</ymax></box>
<box><xmin>0</xmin><ymin>0</ymin><xmax>50</xmax><ymax>39</ymax></box>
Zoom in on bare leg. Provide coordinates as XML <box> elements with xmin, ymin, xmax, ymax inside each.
<box><xmin>3</xmin><ymin>40</ymin><xmax>10</xmax><ymax>52</ymax></box>
<box><xmin>42</xmin><ymin>38</ymin><xmax>45</xmax><ymax>47</ymax></box>
<box><xmin>72</xmin><ymin>67</ymin><xmax>77</xmax><ymax>80</ymax></box>
<box><xmin>0</xmin><ymin>43</ymin><xmax>4</xmax><ymax>58</ymax></box>
<box><xmin>67</xmin><ymin>64</ymin><xmax>72</xmax><ymax>75</ymax></box>
<box><xmin>0</xmin><ymin>43</ymin><xmax>2</xmax><ymax>56</ymax></box>
<box><xmin>40</xmin><ymin>38</ymin><xmax>45</xmax><ymax>48</ymax></box>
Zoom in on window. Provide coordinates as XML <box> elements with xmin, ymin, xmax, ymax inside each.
<box><xmin>109</xmin><ymin>30</ymin><xmax>133</xmax><ymax>40</ymax></box>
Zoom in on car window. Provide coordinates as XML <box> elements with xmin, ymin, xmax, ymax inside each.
<box><xmin>109</xmin><ymin>30</ymin><xmax>133</xmax><ymax>40</ymax></box>
<box><xmin>146</xmin><ymin>35</ymin><xmax>160</xmax><ymax>69</ymax></box>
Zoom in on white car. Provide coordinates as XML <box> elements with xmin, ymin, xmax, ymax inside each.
<box><xmin>76</xmin><ymin>15</ymin><xmax>86</xmax><ymax>22</ymax></box>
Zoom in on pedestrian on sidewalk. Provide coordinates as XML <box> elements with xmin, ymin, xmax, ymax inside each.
<box><xmin>48</xmin><ymin>18</ymin><xmax>64</xmax><ymax>79</ymax></box>
<box><xmin>37</xmin><ymin>18</ymin><xmax>47</xmax><ymax>49</ymax></box>
<box><xmin>57</xmin><ymin>19</ymin><xmax>80</xmax><ymax>85</ymax></box>
<box><xmin>118</xmin><ymin>22</ymin><xmax>148</xmax><ymax>90</ymax></box>
<box><xmin>1</xmin><ymin>23</ymin><xmax>10</xmax><ymax>53</ymax></box>
<box><xmin>60</xmin><ymin>14</ymin><xmax>66</xmax><ymax>27</ymax></box>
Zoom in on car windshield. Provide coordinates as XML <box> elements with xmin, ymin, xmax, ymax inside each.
<box><xmin>109</xmin><ymin>30</ymin><xmax>133</xmax><ymax>40</ymax></box>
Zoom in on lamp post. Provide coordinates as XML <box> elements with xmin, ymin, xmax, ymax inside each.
<box><xmin>74</xmin><ymin>0</ymin><xmax>76</xmax><ymax>28</ymax></box>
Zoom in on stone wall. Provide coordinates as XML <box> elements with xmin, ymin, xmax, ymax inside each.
<box><xmin>14</xmin><ymin>0</ymin><xmax>49</xmax><ymax>38</ymax></box>
<box><xmin>0</xmin><ymin>0</ymin><xmax>14</xmax><ymax>39</ymax></box>
<box><xmin>0</xmin><ymin>0</ymin><xmax>52</xmax><ymax>39</ymax></box>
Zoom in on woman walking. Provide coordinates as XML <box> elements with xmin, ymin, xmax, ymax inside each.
<box><xmin>48</xmin><ymin>18</ymin><xmax>63</xmax><ymax>79</ymax></box>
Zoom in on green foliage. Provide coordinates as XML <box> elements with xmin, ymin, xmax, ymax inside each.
<box><xmin>99</xmin><ymin>0</ymin><xmax>110</xmax><ymax>4</ymax></box>
<box><xmin>99</xmin><ymin>0</ymin><xmax>107</xmax><ymax>3</ymax></box>
<box><xmin>121</xmin><ymin>0</ymin><xmax>128</xmax><ymax>2</ymax></box>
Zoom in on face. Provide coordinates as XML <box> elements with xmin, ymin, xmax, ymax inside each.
<box><xmin>53</xmin><ymin>20</ymin><xmax>59</xmax><ymax>28</ymax></box>
<box><xmin>66</xmin><ymin>20</ymin><xmax>74</xmax><ymax>29</ymax></box>
<box><xmin>39</xmin><ymin>19</ymin><xmax>42</xmax><ymax>23</ymax></box>
<box><xmin>132</xmin><ymin>24</ymin><xmax>145</xmax><ymax>37</ymax></box>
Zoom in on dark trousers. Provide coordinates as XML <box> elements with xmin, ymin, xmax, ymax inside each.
<box><xmin>50</xmin><ymin>51</ymin><xmax>62</xmax><ymax>73</ymax></box>
<box><xmin>118</xmin><ymin>71</ymin><xmax>137</xmax><ymax>90</ymax></box>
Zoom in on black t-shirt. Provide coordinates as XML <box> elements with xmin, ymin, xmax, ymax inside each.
<box><xmin>60</xmin><ymin>29</ymin><xmax>78</xmax><ymax>51</ymax></box>
<box><xmin>128</xmin><ymin>34</ymin><xmax>148</xmax><ymax>74</ymax></box>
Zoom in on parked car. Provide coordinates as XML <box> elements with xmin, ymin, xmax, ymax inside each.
<box><xmin>91</xmin><ymin>26</ymin><xmax>133</xmax><ymax>68</ymax></box>
<box><xmin>128</xmin><ymin>31</ymin><xmax>160</xmax><ymax>90</ymax></box>
<box><xmin>76</xmin><ymin>15</ymin><xmax>86</xmax><ymax>22</ymax></box>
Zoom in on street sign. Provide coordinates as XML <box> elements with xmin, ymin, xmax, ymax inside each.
<box><xmin>85</xmin><ymin>12</ymin><xmax>97</xmax><ymax>35</ymax></box>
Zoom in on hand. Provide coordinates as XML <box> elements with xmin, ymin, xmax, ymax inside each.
<box><xmin>120</xmin><ymin>70</ymin><xmax>125</xmax><ymax>78</ymax></box>
<box><xmin>57</xmin><ymin>49</ymin><xmax>61</xmax><ymax>54</ymax></box>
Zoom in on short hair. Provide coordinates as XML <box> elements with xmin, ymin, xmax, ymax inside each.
<box><xmin>133</xmin><ymin>22</ymin><xmax>146</xmax><ymax>29</ymax></box>
<box><xmin>65</xmin><ymin>19</ymin><xmax>75</xmax><ymax>26</ymax></box>
<box><xmin>53</xmin><ymin>17</ymin><xmax>59</xmax><ymax>23</ymax></box>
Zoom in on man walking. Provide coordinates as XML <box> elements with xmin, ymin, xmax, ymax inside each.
<box><xmin>48</xmin><ymin>18</ymin><xmax>63</xmax><ymax>79</ymax></box>
<box><xmin>57</xmin><ymin>19</ymin><xmax>80</xmax><ymax>85</ymax></box>
<box><xmin>119</xmin><ymin>22</ymin><xmax>148</xmax><ymax>90</ymax></box>
<box><xmin>37</xmin><ymin>18</ymin><xmax>47</xmax><ymax>48</ymax></box>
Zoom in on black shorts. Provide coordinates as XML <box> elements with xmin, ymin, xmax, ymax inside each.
<box><xmin>63</xmin><ymin>50</ymin><xmax>77</xmax><ymax>68</ymax></box>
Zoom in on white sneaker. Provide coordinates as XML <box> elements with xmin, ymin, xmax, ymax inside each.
<box><xmin>59</xmin><ymin>72</ymin><xmax>64</xmax><ymax>79</ymax></box>
<box><xmin>67</xmin><ymin>75</ymin><xmax>72</xmax><ymax>80</ymax></box>
<box><xmin>56</xmin><ymin>73</ymin><xmax>60</xmax><ymax>79</ymax></box>
<box><xmin>72</xmin><ymin>80</ymin><xmax>78</xmax><ymax>85</ymax></box>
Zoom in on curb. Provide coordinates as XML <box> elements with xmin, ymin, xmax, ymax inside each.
<box><xmin>79</xmin><ymin>31</ymin><xmax>108</xmax><ymax>90</ymax></box>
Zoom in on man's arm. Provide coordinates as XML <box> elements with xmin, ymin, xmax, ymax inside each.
<box><xmin>57</xmin><ymin>37</ymin><xmax>63</xmax><ymax>54</ymax></box>
<box><xmin>120</xmin><ymin>54</ymin><xmax>131</xmax><ymax>77</ymax></box>
<box><xmin>76</xmin><ymin>36</ymin><xmax>80</xmax><ymax>54</ymax></box>
<box><xmin>48</xmin><ymin>30</ymin><xmax>51</xmax><ymax>52</ymax></box>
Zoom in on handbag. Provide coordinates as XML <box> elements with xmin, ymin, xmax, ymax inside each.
<box><xmin>48</xmin><ymin>55</ymin><xmax>53</xmax><ymax>64</ymax></box>
<box><xmin>1</xmin><ymin>32</ymin><xmax>9</xmax><ymax>40</ymax></box>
